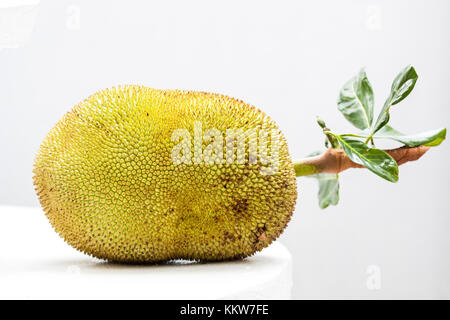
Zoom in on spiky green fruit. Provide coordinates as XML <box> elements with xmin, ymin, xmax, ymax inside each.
<box><xmin>33</xmin><ymin>86</ymin><xmax>297</xmax><ymax>262</ymax></box>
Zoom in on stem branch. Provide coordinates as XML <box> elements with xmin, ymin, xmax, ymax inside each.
<box><xmin>294</xmin><ymin>146</ymin><xmax>430</xmax><ymax>177</ymax></box>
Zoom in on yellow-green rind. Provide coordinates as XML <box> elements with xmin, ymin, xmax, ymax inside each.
<box><xmin>33</xmin><ymin>86</ymin><xmax>297</xmax><ymax>263</ymax></box>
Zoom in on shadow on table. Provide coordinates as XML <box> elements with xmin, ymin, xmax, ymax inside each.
<box><xmin>31</xmin><ymin>251</ymin><xmax>279</xmax><ymax>275</ymax></box>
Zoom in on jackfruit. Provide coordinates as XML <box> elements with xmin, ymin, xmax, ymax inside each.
<box><xmin>33</xmin><ymin>86</ymin><xmax>297</xmax><ymax>262</ymax></box>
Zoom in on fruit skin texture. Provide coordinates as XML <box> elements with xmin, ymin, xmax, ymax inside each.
<box><xmin>33</xmin><ymin>86</ymin><xmax>297</xmax><ymax>263</ymax></box>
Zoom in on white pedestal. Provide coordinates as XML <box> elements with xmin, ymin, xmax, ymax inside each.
<box><xmin>0</xmin><ymin>205</ymin><xmax>292</xmax><ymax>299</ymax></box>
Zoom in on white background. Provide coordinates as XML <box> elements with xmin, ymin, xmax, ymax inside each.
<box><xmin>1</xmin><ymin>0</ymin><xmax>449</xmax><ymax>298</ymax></box>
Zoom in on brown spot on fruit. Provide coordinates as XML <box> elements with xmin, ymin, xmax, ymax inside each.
<box><xmin>258</xmin><ymin>232</ymin><xmax>267</xmax><ymax>241</ymax></box>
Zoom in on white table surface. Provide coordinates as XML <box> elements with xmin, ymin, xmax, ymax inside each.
<box><xmin>0</xmin><ymin>205</ymin><xmax>292</xmax><ymax>299</ymax></box>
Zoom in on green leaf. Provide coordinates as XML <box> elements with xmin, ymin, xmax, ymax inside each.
<box><xmin>306</xmin><ymin>151</ymin><xmax>340</xmax><ymax>208</ymax></box>
<box><xmin>371</xmin><ymin>65</ymin><xmax>418</xmax><ymax>135</ymax></box>
<box><xmin>389</xmin><ymin>65</ymin><xmax>419</xmax><ymax>106</ymax></box>
<box><xmin>315</xmin><ymin>174</ymin><xmax>340</xmax><ymax>209</ymax></box>
<box><xmin>372</xmin><ymin>125</ymin><xmax>446</xmax><ymax>147</ymax></box>
<box><xmin>337</xmin><ymin>69</ymin><xmax>374</xmax><ymax>130</ymax></box>
<box><xmin>332</xmin><ymin>134</ymin><xmax>399</xmax><ymax>182</ymax></box>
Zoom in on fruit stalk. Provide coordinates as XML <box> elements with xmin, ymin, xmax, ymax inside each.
<box><xmin>293</xmin><ymin>145</ymin><xmax>430</xmax><ymax>177</ymax></box>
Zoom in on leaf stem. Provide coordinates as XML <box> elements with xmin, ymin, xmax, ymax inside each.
<box><xmin>323</xmin><ymin>130</ymin><xmax>340</xmax><ymax>149</ymax></box>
